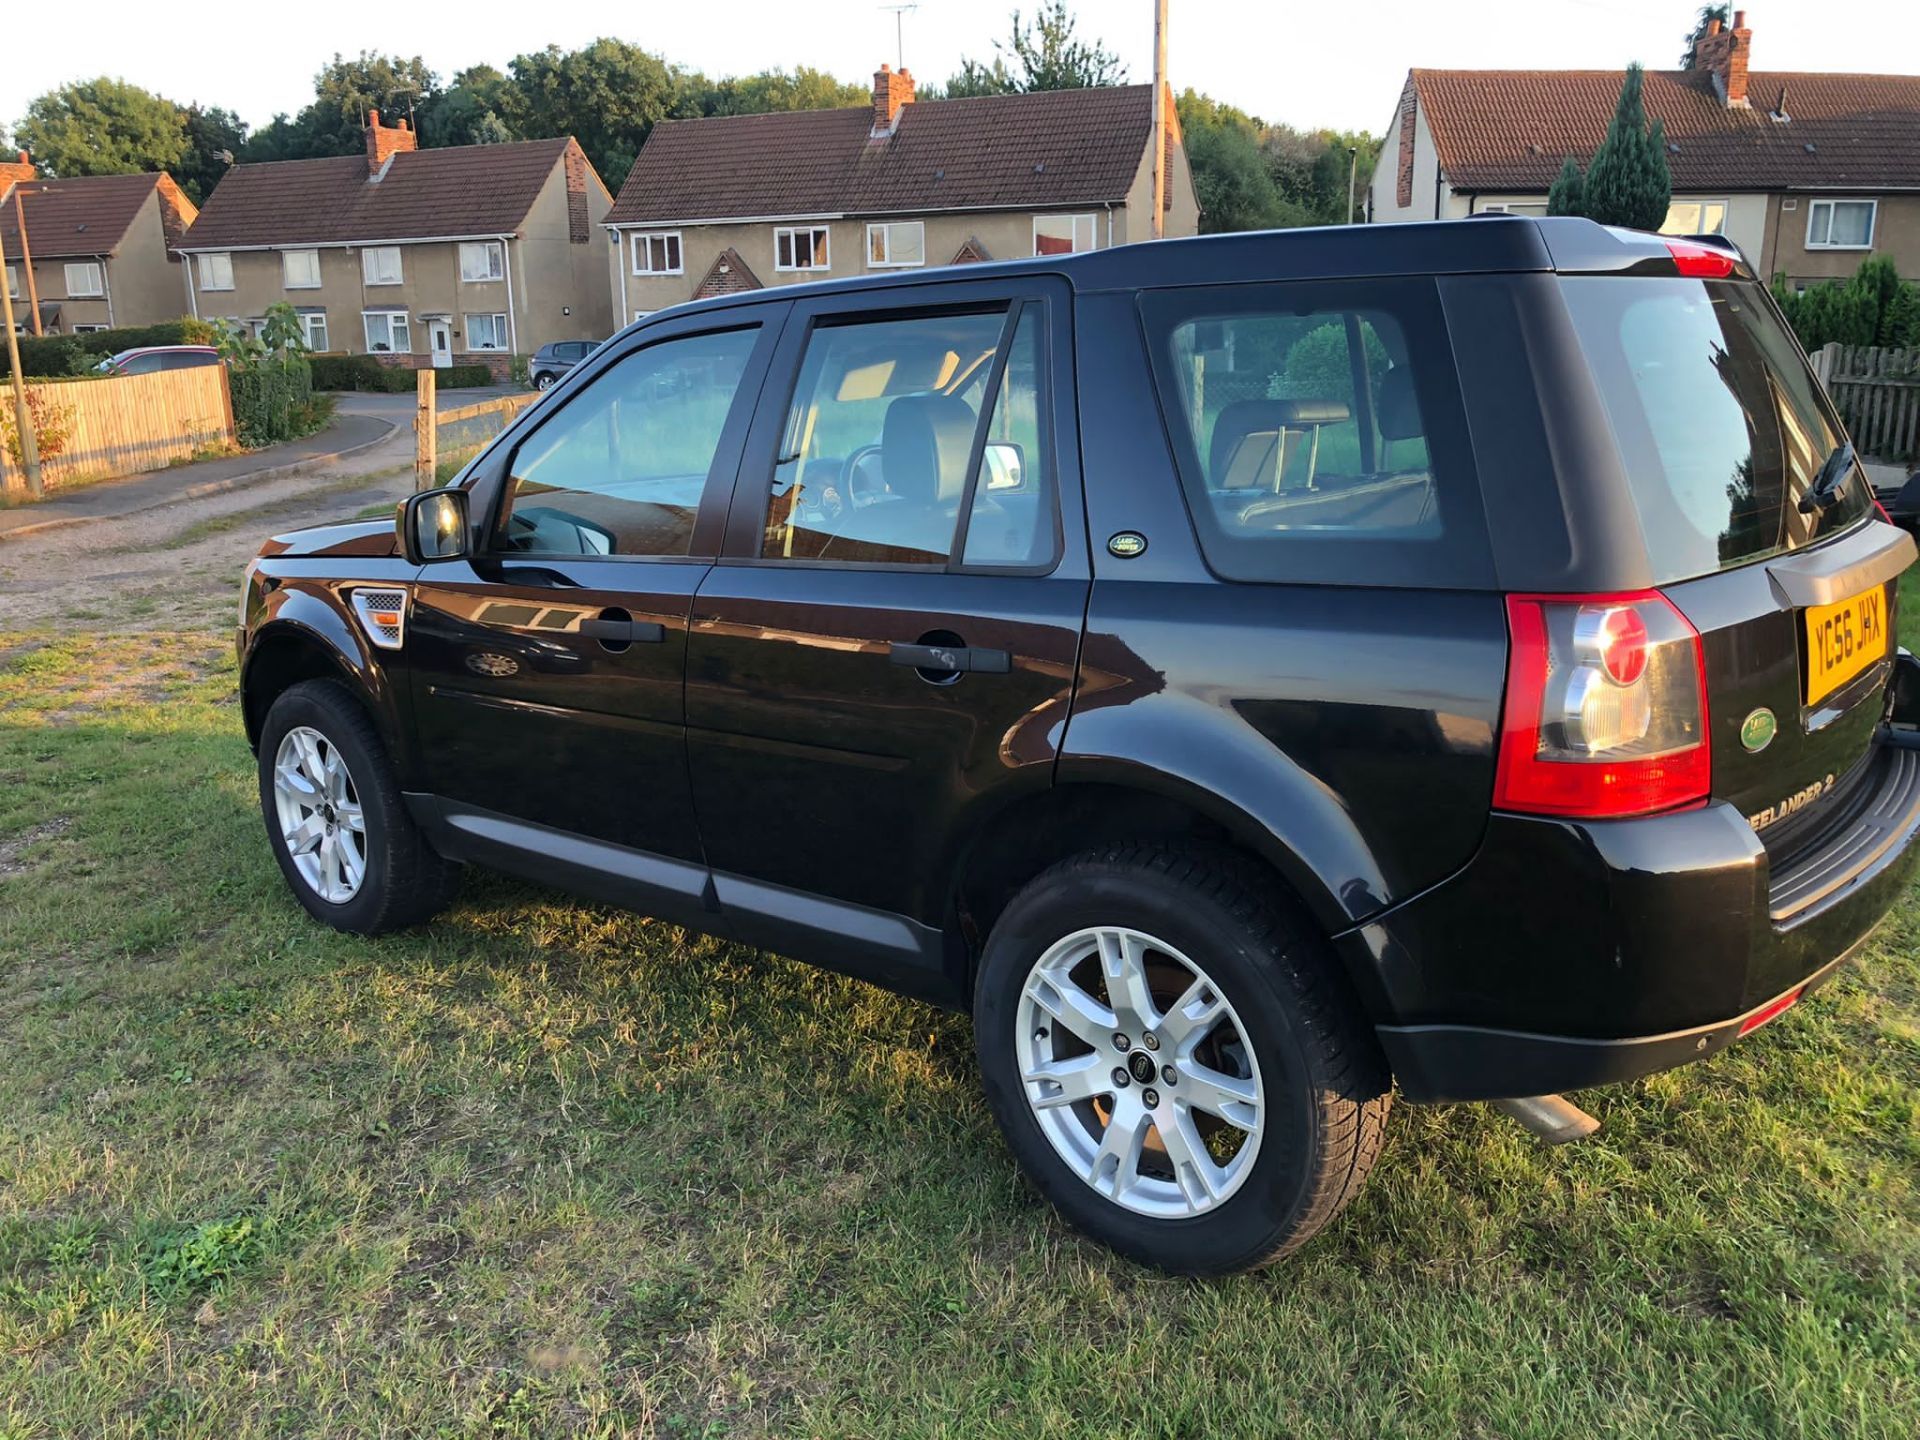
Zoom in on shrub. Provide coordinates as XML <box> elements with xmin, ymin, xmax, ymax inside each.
<box><xmin>0</xmin><ymin>317</ymin><xmax>216</xmax><ymax>378</ymax></box>
<box><xmin>229</xmin><ymin>358</ymin><xmax>316</xmax><ymax>446</ymax></box>
<box><xmin>309</xmin><ymin>356</ymin><xmax>495</xmax><ymax>392</ymax></box>
<box><xmin>1773</xmin><ymin>257</ymin><xmax>1920</xmax><ymax>353</ymax></box>
<box><xmin>442</xmin><ymin>364</ymin><xmax>494</xmax><ymax>388</ymax></box>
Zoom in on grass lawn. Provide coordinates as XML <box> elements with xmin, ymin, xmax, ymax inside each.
<box><xmin>0</xmin><ymin>598</ymin><xmax>1917</xmax><ymax>1438</ymax></box>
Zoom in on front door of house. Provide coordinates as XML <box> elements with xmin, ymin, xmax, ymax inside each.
<box><xmin>428</xmin><ymin>319</ymin><xmax>452</xmax><ymax>368</ymax></box>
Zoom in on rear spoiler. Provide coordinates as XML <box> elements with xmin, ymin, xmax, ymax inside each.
<box><xmin>1533</xmin><ymin>219</ymin><xmax>1756</xmax><ymax>283</ymax></box>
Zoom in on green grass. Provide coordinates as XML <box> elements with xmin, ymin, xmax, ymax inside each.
<box><xmin>1</xmin><ymin>607</ymin><xmax>1918</xmax><ymax>1437</ymax></box>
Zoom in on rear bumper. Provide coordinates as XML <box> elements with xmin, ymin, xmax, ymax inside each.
<box><xmin>1346</xmin><ymin>726</ymin><xmax>1920</xmax><ymax>1103</ymax></box>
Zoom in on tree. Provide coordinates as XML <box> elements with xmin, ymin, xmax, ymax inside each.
<box><xmin>1547</xmin><ymin>155</ymin><xmax>1586</xmax><ymax>216</ymax></box>
<box><xmin>1580</xmin><ymin>65</ymin><xmax>1671</xmax><ymax>230</ymax></box>
<box><xmin>244</xmin><ymin>53</ymin><xmax>437</xmax><ymax>162</ymax></box>
<box><xmin>177</xmin><ymin>104</ymin><xmax>247</xmax><ymax>202</ymax></box>
<box><xmin>423</xmin><ymin>66</ymin><xmax>519</xmax><ymax>148</ymax></box>
<box><xmin>13</xmin><ymin>78</ymin><xmax>186</xmax><ymax>178</ymax></box>
<box><xmin>944</xmin><ymin>2</ymin><xmax>1126</xmax><ymax>96</ymax></box>
<box><xmin>504</xmin><ymin>40</ymin><xmax>689</xmax><ymax>189</ymax></box>
<box><xmin>698</xmin><ymin>67</ymin><xmax>868</xmax><ymax>117</ymax></box>
<box><xmin>1680</xmin><ymin>4</ymin><xmax>1731</xmax><ymax>68</ymax></box>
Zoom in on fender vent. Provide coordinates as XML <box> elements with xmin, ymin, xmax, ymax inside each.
<box><xmin>348</xmin><ymin>587</ymin><xmax>408</xmax><ymax>650</ymax></box>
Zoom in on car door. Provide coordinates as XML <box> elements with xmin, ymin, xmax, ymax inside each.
<box><xmin>684</xmin><ymin>277</ymin><xmax>1090</xmax><ymax>983</ymax></box>
<box><xmin>406</xmin><ymin>306</ymin><xmax>786</xmax><ymax>882</ymax></box>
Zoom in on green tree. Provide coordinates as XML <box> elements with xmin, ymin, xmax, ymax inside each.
<box><xmin>504</xmin><ymin>40</ymin><xmax>690</xmax><ymax>189</ymax></box>
<box><xmin>945</xmin><ymin>2</ymin><xmax>1126</xmax><ymax>95</ymax></box>
<box><xmin>699</xmin><ymin>67</ymin><xmax>868</xmax><ymax>116</ymax></box>
<box><xmin>1580</xmin><ymin>65</ymin><xmax>1671</xmax><ymax>230</ymax></box>
<box><xmin>177</xmin><ymin>104</ymin><xmax>247</xmax><ymax>202</ymax></box>
<box><xmin>1680</xmin><ymin>4</ymin><xmax>1731</xmax><ymax>67</ymax></box>
<box><xmin>246</xmin><ymin>53</ymin><xmax>436</xmax><ymax>161</ymax></box>
<box><xmin>13</xmin><ymin>78</ymin><xmax>186</xmax><ymax>178</ymax></box>
<box><xmin>422</xmin><ymin>66</ymin><xmax>519</xmax><ymax>148</ymax></box>
<box><xmin>1547</xmin><ymin>155</ymin><xmax>1586</xmax><ymax>216</ymax></box>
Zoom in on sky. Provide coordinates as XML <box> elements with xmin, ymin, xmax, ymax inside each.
<box><xmin>3</xmin><ymin>0</ymin><xmax>1916</xmax><ymax>146</ymax></box>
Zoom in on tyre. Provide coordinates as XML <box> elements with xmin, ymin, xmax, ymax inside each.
<box><xmin>535</xmin><ymin>371</ymin><xmax>555</xmax><ymax>391</ymax></box>
<box><xmin>257</xmin><ymin>679</ymin><xmax>460</xmax><ymax>935</ymax></box>
<box><xmin>974</xmin><ymin>844</ymin><xmax>1391</xmax><ymax>1274</ymax></box>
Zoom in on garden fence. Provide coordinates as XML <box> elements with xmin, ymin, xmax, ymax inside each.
<box><xmin>1813</xmin><ymin>343</ymin><xmax>1920</xmax><ymax>464</ymax></box>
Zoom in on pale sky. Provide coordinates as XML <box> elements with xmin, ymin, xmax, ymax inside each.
<box><xmin>3</xmin><ymin>0</ymin><xmax>1915</xmax><ymax>147</ymax></box>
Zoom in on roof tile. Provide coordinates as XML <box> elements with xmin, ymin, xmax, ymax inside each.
<box><xmin>0</xmin><ymin>172</ymin><xmax>185</xmax><ymax>261</ymax></box>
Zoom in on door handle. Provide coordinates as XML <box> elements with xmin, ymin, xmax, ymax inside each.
<box><xmin>888</xmin><ymin>642</ymin><xmax>1010</xmax><ymax>674</ymax></box>
<box><xmin>579</xmin><ymin>617</ymin><xmax>665</xmax><ymax>643</ymax></box>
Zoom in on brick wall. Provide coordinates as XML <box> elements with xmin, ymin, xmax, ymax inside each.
<box><xmin>564</xmin><ymin>141</ymin><xmax>590</xmax><ymax>244</ymax></box>
<box><xmin>1396</xmin><ymin>79</ymin><xmax>1418</xmax><ymax>210</ymax></box>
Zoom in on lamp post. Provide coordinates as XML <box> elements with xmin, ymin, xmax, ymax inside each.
<box><xmin>1151</xmin><ymin>0</ymin><xmax>1170</xmax><ymax>240</ymax></box>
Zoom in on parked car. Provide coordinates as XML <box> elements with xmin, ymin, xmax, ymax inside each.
<box><xmin>528</xmin><ymin>339</ymin><xmax>599</xmax><ymax>391</ymax></box>
<box><xmin>234</xmin><ymin>217</ymin><xmax>1920</xmax><ymax>1274</ymax></box>
<box><xmin>93</xmin><ymin>345</ymin><xmax>222</xmax><ymax>377</ymax></box>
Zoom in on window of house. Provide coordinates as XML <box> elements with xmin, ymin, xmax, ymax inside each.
<box><xmin>866</xmin><ymin>221</ymin><xmax>925</xmax><ymax>268</ymax></box>
<box><xmin>775</xmin><ymin>226</ymin><xmax>831</xmax><ymax>272</ymax></box>
<box><xmin>194</xmin><ymin>253</ymin><xmax>233</xmax><ymax>291</ymax></box>
<box><xmin>72</xmin><ymin>323</ymin><xmax>109</xmax><ymax>334</ymax></box>
<box><xmin>1660</xmin><ymin>199</ymin><xmax>1728</xmax><ymax>236</ymax></box>
<box><xmin>465</xmin><ymin>313</ymin><xmax>509</xmax><ymax>350</ymax></box>
<box><xmin>299</xmin><ymin>311</ymin><xmax>329</xmax><ymax>351</ymax></box>
<box><xmin>282</xmin><ymin>249</ymin><xmax>322</xmax><ymax>288</ymax></box>
<box><xmin>4</xmin><ymin>264</ymin><xmax>16</xmax><ymax>298</ymax></box>
<box><xmin>1806</xmin><ymin>199</ymin><xmax>1876</xmax><ymax>250</ymax></box>
<box><xmin>460</xmin><ymin>241</ymin><xmax>505</xmax><ymax>282</ymax></box>
<box><xmin>65</xmin><ymin>262</ymin><xmax>105</xmax><ymax>296</ymax></box>
<box><xmin>630</xmin><ymin>232</ymin><xmax>682</xmax><ymax>275</ymax></box>
<box><xmin>1033</xmin><ymin>214</ymin><xmax>1097</xmax><ymax>256</ymax></box>
<box><xmin>362</xmin><ymin>246</ymin><xmax>404</xmax><ymax>285</ymax></box>
<box><xmin>759</xmin><ymin>305</ymin><xmax>1054</xmax><ymax>568</ymax></box>
<box><xmin>497</xmin><ymin>327</ymin><xmax>760</xmax><ymax>558</ymax></box>
<box><xmin>363</xmin><ymin>309</ymin><xmax>411</xmax><ymax>353</ymax></box>
<box><xmin>1481</xmin><ymin>203</ymin><xmax>1548</xmax><ymax>217</ymax></box>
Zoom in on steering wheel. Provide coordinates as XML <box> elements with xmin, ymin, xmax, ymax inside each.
<box><xmin>842</xmin><ymin>445</ymin><xmax>886</xmax><ymax>508</ymax></box>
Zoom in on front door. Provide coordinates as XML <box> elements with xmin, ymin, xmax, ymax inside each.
<box><xmin>685</xmin><ymin>278</ymin><xmax>1089</xmax><ymax>969</ymax></box>
<box><xmin>407</xmin><ymin>310</ymin><xmax>783</xmax><ymax>877</ymax></box>
<box><xmin>427</xmin><ymin>319</ymin><xmax>452</xmax><ymax>368</ymax></box>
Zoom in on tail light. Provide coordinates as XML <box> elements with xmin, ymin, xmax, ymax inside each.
<box><xmin>1665</xmin><ymin>237</ymin><xmax>1736</xmax><ymax>279</ymax></box>
<box><xmin>1494</xmin><ymin>591</ymin><xmax>1710</xmax><ymax>819</ymax></box>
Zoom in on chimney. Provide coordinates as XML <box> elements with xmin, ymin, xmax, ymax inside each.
<box><xmin>1694</xmin><ymin>10</ymin><xmax>1752</xmax><ymax>109</ymax></box>
<box><xmin>0</xmin><ymin>149</ymin><xmax>36</xmax><ymax>199</ymax></box>
<box><xmin>872</xmin><ymin>64</ymin><xmax>915</xmax><ymax>137</ymax></box>
<box><xmin>364</xmin><ymin>108</ymin><xmax>417</xmax><ymax>176</ymax></box>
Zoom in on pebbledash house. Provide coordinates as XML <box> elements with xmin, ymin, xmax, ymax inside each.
<box><xmin>178</xmin><ymin>114</ymin><xmax>615</xmax><ymax>374</ymax></box>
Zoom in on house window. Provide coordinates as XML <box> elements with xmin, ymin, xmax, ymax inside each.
<box><xmin>299</xmin><ymin>311</ymin><xmax>329</xmax><ymax>351</ymax></box>
<box><xmin>465</xmin><ymin>313</ymin><xmax>510</xmax><ymax>350</ymax></box>
<box><xmin>774</xmin><ymin>225</ymin><xmax>831</xmax><ymax>272</ymax></box>
<box><xmin>1807</xmin><ymin>199</ymin><xmax>1876</xmax><ymax>250</ymax></box>
<box><xmin>866</xmin><ymin>221</ymin><xmax>925</xmax><ymax>268</ymax></box>
<box><xmin>194</xmin><ymin>253</ymin><xmax>233</xmax><ymax>291</ymax></box>
<box><xmin>1033</xmin><ymin>214</ymin><xmax>1097</xmax><ymax>256</ymax></box>
<box><xmin>362</xmin><ymin>246</ymin><xmax>404</xmax><ymax>285</ymax></box>
<box><xmin>363</xmin><ymin>310</ymin><xmax>411</xmax><ymax>353</ymax></box>
<box><xmin>72</xmin><ymin>323</ymin><xmax>109</xmax><ymax>333</ymax></box>
<box><xmin>1481</xmin><ymin>203</ymin><xmax>1548</xmax><ymax>217</ymax></box>
<box><xmin>65</xmin><ymin>261</ymin><xmax>105</xmax><ymax>296</ymax></box>
<box><xmin>460</xmin><ymin>241</ymin><xmax>505</xmax><ymax>282</ymax></box>
<box><xmin>283</xmin><ymin>249</ymin><xmax>322</xmax><ymax>289</ymax></box>
<box><xmin>630</xmin><ymin>232</ymin><xmax>682</xmax><ymax>275</ymax></box>
<box><xmin>1661</xmin><ymin>199</ymin><xmax>1728</xmax><ymax>236</ymax></box>
<box><xmin>4</xmin><ymin>264</ymin><xmax>16</xmax><ymax>298</ymax></box>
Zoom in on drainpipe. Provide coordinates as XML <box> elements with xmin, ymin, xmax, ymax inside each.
<box><xmin>500</xmin><ymin>233</ymin><xmax>520</xmax><ymax>357</ymax></box>
<box><xmin>184</xmin><ymin>252</ymin><xmax>199</xmax><ymax>320</ymax></box>
<box><xmin>614</xmin><ymin>229</ymin><xmax>629</xmax><ymax>326</ymax></box>
<box><xmin>100</xmin><ymin>254</ymin><xmax>115</xmax><ymax>327</ymax></box>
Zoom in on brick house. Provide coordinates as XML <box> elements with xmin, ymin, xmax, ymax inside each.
<box><xmin>2</xmin><ymin>160</ymin><xmax>198</xmax><ymax>333</ymax></box>
<box><xmin>178</xmin><ymin>115</ymin><xmax>615</xmax><ymax>373</ymax></box>
<box><xmin>1369</xmin><ymin>12</ymin><xmax>1920</xmax><ymax>286</ymax></box>
<box><xmin>605</xmin><ymin>66</ymin><xmax>1198</xmax><ymax>323</ymax></box>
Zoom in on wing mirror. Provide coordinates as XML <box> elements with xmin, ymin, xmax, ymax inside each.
<box><xmin>982</xmin><ymin>441</ymin><xmax>1026</xmax><ymax>491</ymax></box>
<box><xmin>398</xmin><ymin>487</ymin><xmax>471</xmax><ymax>564</ymax></box>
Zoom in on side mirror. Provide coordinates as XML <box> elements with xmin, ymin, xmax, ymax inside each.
<box><xmin>982</xmin><ymin>441</ymin><xmax>1026</xmax><ymax>491</ymax></box>
<box><xmin>398</xmin><ymin>487</ymin><xmax>471</xmax><ymax>564</ymax></box>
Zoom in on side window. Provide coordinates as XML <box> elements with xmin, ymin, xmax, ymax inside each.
<box><xmin>496</xmin><ymin>328</ymin><xmax>757</xmax><ymax>559</ymax></box>
<box><xmin>961</xmin><ymin>306</ymin><xmax>1054</xmax><ymax>567</ymax></box>
<box><xmin>761</xmin><ymin>310</ymin><xmax>1010</xmax><ymax>566</ymax></box>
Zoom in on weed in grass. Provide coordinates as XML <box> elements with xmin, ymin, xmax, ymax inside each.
<box><xmin>141</xmin><ymin>1217</ymin><xmax>265</xmax><ymax>1300</ymax></box>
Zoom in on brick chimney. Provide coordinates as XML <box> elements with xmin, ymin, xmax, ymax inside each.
<box><xmin>1693</xmin><ymin>10</ymin><xmax>1752</xmax><ymax>109</ymax></box>
<box><xmin>364</xmin><ymin>109</ymin><xmax>417</xmax><ymax>176</ymax></box>
<box><xmin>0</xmin><ymin>150</ymin><xmax>36</xmax><ymax>199</ymax></box>
<box><xmin>872</xmin><ymin>64</ymin><xmax>915</xmax><ymax>137</ymax></box>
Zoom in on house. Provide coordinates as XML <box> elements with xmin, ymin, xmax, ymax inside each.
<box><xmin>179</xmin><ymin>115</ymin><xmax>615</xmax><ymax>372</ymax></box>
<box><xmin>605</xmin><ymin>66</ymin><xmax>1198</xmax><ymax>323</ymax></box>
<box><xmin>1369</xmin><ymin>11</ymin><xmax>1920</xmax><ymax>286</ymax></box>
<box><xmin>2</xmin><ymin>159</ymin><xmax>198</xmax><ymax>334</ymax></box>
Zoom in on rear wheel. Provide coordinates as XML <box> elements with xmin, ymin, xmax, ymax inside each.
<box><xmin>975</xmin><ymin>844</ymin><xmax>1391</xmax><ymax>1273</ymax></box>
<box><xmin>534</xmin><ymin>371</ymin><xmax>556</xmax><ymax>391</ymax></box>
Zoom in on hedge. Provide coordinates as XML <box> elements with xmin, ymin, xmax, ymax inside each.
<box><xmin>0</xmin><ymin>317</ymin><xmax>218</xmax><ymax>379</ymax></box>
<box><xmin>229</xmin><ymin>358</ymin><xmax>316</xmax><ymax>447</ymax></box>
<box><xmin>308</xmin><ymin>354</ymin><xmax>499</xmax><ymax>392</ymax></box>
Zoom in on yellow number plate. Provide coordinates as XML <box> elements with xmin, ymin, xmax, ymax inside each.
<box><xmin>1804</xmin><ymin>584</ymin><xmax>1890</xmax><ymax>706</ymax></box>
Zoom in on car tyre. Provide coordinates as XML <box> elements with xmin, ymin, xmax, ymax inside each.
<box><xmin>975</xmin><ymin>843</ymin><xmax>1391</xmax><ymax>1274</ymax></box>
<box><xmin>258</xmin><ymin>679</ymin><xmax>460</xmax><ymax>935</ymax></box>
<box><xmin>535</xmin><ymin>372</ymin><xmax>555</xmax><ymax>391</ymax></box>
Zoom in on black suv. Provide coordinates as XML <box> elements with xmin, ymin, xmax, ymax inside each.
<box><xmin>237</xmin><ymin>218</ymin><xmax>1920</xmax><ymax>1274</ymax></box>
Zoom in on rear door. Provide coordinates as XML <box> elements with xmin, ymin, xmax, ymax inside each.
<box><xmin>684</xmin><ymin>276</ymin><xmax>1089</xmax><ymax>963</ymax></box>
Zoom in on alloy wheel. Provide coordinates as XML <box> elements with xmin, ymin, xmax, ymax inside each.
<box><xmin>272</xmin><ymin>725</ymin><xmax>367</xmax><ymax>904</ymax></box>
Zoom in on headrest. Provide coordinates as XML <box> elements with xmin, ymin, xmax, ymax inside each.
<box><xmin>882</xmin><ymin>394</ymin><xmax>978</xmax><ymax>505</ymax></box>
<box><xmin>1208</xmin><ymin>398</ymin><xmax>1352</xmax><ymax>487</ymax></box>
<box><xmin>1377</xmin><ymin>367</ymin><xmax>1422</xmax><ymax>441</ymax></box>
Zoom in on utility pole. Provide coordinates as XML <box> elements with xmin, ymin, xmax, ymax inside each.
<box><xmin>0</xmin><ymin>219</ymin><xmax>44</xmax><ymax>500</ymax></box>
<box><xmin>1151</xmin><ymin>0</ymin><xmax>1169</xmax><ymax>240</ymax></box>
<box><xmin>12</xmin><ymin>186</ymin><xmax>41</xmax><ymax>335</ymax></box>
<box><xmin>1347</xmin><ymin>146</ymin><xmax>1359</xmax><ymax>225</ymax></box>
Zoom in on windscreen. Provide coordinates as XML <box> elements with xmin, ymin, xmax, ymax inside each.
<box><xmin>1558</xmin><ymin>276</ymin><xmax>1871</xmax><ymax>581</ymax></box>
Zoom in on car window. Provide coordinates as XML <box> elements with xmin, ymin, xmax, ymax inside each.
<box><xmin>760</xmin><ymin>308</ymin><xmax>1018</xmax><ymax>566</ymax></box>
<box><xmin>120</xmin><ymin>353</ymin><xmax>162</xmax><ymax>376</ymax></box>
<box><xmin>961</xmin><ymin>306</ymin><xmax>1055</xmax><ymax>568</ymax></box>
<box><xmin>496</xmin><ymin>327</ymin><xmax>758</xmax><ymax>558</ymax></box>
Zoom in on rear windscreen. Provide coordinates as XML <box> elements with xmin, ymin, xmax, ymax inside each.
<box><xmin>1559</xmin><ymin>276</ymin><xmax>1870</xmax><ymax>581</ymax></box>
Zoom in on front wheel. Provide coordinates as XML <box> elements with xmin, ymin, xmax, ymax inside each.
<box><xmin>534</xmin><ymin>372</ymin><xmax>555</xmax><ymax>391</ymax></box>
<box><xmin>975</xmin><ymin>845</ymin><xmax>1391</xmax><ymax>1274</ymax></box>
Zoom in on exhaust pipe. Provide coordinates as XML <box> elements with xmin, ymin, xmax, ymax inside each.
<box><xmin>1491</xmin><ymin>1094</ymin><xmax>1600</xmax><ymax>1144</ymax></box>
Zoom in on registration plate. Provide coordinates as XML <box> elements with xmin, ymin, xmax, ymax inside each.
<box><xmin>1804</xmin><ymin>584</ymin><xmax>1890</xmax><ymax>706</ymax></box>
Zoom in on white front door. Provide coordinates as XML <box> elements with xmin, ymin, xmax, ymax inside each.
<box><xmin>427</xmin><ymin>319</ymin><xmax>452</xmax><ymax>368</ymax></box>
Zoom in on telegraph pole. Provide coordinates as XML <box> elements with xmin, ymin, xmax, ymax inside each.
<box><xmin>1151</xmin><ymin>0</ymin><xmax>1169</xmax><ymax>239</ymax></box>
<box><xmin>12</xmin><ymin>186</ymin><xmax>41</xmax><ymax>335</ymax></box>
<box><xmin>0</xmin><ymin>218</ymin><xmax>44</xmax><ymax>499</ymax></box>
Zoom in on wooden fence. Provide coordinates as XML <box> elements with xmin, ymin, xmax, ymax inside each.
<box><xmin>1</xmin><ymin>365</ymin><xmax>235</xmax><ymax>497</ymax></box>
<box><xmin>1812</xmin><ymin>343</ymin><xmax>1920</xmax><ymax>464</ymax></box>
<box><xmin>415</xmin><ymin>369</ymin><xmax>540</xmax><ymax>488</ymax></box>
